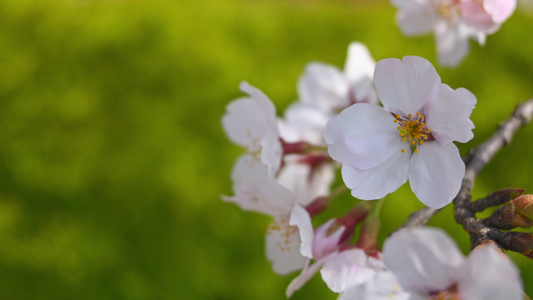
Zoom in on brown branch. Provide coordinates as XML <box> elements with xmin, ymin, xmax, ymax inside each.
<box><xmin>396</xmin><ymin>99</ymin><xmax>533</xmax><ymax>234</ymax></box>
<box><xmin>455</xmin><ymin>99</ymin><xmax>533</xmax><ymax>250</ymax></box>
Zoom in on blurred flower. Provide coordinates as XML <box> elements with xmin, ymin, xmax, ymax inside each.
<box><xmin>286</xmin><ymin>204</ymin><xmax>383</xmax><ymax>297</ymax></box>
<box><xmin>338</xmin><ymin>271</ymin><xmax>411</xmax><ymax>300</ymax></box>
<box><xmin>392</xmin><ymin>0</ymin><xmax>516</xmax><ymax>67</ymax></box>
<box><xmin>380</xmin><ymin>227</ymin><xmax>523</xmax><ymax>300</ymax></box>
<box><xmin>324</xmin><ymin>56</ymin><xmax>475</xmax><ymax>208</ymax></box>
<box><xmin>222</xmin><ymin>81</ymin><xmax>282</xmax><ymax>175</ymax></box>
<box><xmin>279</xmin><ymin>42</ymin><xmax>378</xmax><ymax>146</ymax></box>
<box><xmin>222</xmin><ymin>153</ymin><xmax>334</xmax><ymax>274</ymax></box>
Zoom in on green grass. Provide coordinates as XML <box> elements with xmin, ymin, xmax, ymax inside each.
<box><xmin>0</xmin><ymin>0</ymin><xmax>531</xmax><ymax>298</ymax></box>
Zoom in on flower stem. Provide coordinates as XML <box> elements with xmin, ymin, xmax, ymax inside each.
<box><xmin>369</xmin><ymin>198</ymin><xmax>385</xmax><ymax>219</ymax></box>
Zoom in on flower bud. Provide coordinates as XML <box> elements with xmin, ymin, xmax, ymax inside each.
<box><xmin>486</xmin><ymin>194</ymin><xmax>533</xmax><ymax>229</ymax></box>
<box><xmin>311</xmin><ymin>203</ymin><xmax>370</xmax><ymax>259</ymax></box>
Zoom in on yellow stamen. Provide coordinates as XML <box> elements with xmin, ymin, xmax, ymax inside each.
<box><xmin>401</xmin><ymin>149</ymin><xmax>405</xmax><ymax>153</ymax></box>
<box><xmin>416</xmin><ymin>112</ymin><xmax>420</xmax><ymax>116</ymax></box>
<box><xmin>408</xmin><ymin>113</ymin><xmax>412</xmax><ymax>118</ymax></box>
<box><xmin>414</xmin><ymin>149</ymin><xmax>418</xmax><ymax>153</ymax></box>
<box><xmin>396</xmin><ymin>114</ymin><xmax>400</xmax><ymax>118</ymax></box>
<box><xmin>394</xmin><ymin>119</ymin><xmax>398</xmax><ymax>123</ymax></box>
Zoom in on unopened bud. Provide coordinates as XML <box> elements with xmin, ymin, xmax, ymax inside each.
<box><xmin>504</xmin><ymin>232</ymin><xmax>533</xmax><ymax>259</ymax></box>
<box><xmin>312</xmin><ymin>219</ymin><xmax>347</xmax><ymax>260</ymax></box>
<box><xmin>311</xmin><ymin>203</ymin><xmax>371</xmax><ymax>259</ymax></box>
<box><xmin>485</xmin><ymin>194</ymin><xmax>533</xmax><ymax>229</ymax></box>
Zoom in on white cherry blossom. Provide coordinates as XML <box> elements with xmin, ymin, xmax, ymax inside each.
<box><xmin>392</xmin><ymin>0</ymin><xmax>516</xmax><ymax>67</ymax></box>
<box><xmin>222</xmin><ymin>81</ymin><xmax>282</xmax><ymax>175</ymax></box>
<box><xmin>222</xmin><ymin>152</ymin><xmax>334</xmax><ymax>275</ymax></box>
<box><xmin>324</xmin><ymin>56</ymin><xmax>476</xmax><ymax>208</ymax></box>
<box><xmin>382</xmin><ymin>227</ymin><xmax>523</xmax><ymax>300</ymax></box>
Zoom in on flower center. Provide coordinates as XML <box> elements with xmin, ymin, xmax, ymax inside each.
<box><xmin>438</xmin><ymin>0</ymin><xmax>461</xmax><ymax>20</ymax></box>
<box><xmin>393</xmin><ymin>112</ymin><xmax>431</xmax><ymax>154</ymax></box>
<box><xmin>266</xmin><ymin>217</ymin><xmax>297</xmax><ymax>252</ymax></box>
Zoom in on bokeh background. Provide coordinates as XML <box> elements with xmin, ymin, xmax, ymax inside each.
<box><xmin>0</xmin><ymin>0</ymin><xmax>532</xmax><ymax>299</ymax></box>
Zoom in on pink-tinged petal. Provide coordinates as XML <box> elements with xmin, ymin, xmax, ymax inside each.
<box><xmin>339</xmin><ymin>271</ymin><xmax>416</xmax><ymax>300</ymax></box>
<box><xmin>286</xmin><ymin>259</ymin><xmax>325</xmax><ymax>297</ymax></box>
<box><xmin>266</xmin><ymin>215</ymin><xmax>308</xmax><ymax>275</ymax></box>
<box><xmin>223</xmin><ymin>155</ymin><xmax>294</xmax><ymax>216</ymax></box>
<box><xmin>298</xmin><ymin>63</ymin><xmax>349</xmax><ymax>112</ymax></box>
<box><xmin>344</xmin><ymin>42</ymin><xmax>376</xmax><ymax>84</ymax></box>
<box><xmin>324</xmin><ymin>103</ymin><xmax>397</xmax><ymax>144</ymax></box>
<box><xmin>289</xmin><ymin>204</ymin><xmax>314</xmax><ymax>259</ymax></box>
<box><xmin>460</xmin><ymin>1</ymin><xmax>500</xmax><ymax>32</ymax></box>
<box><xmin>321</xmin><ymin>249</ymin><xmax>380</xmax><ymax>293</ymax></box>
<box><xmin>424</xmin><ymin>84</ymin><xmax>476</xmax><ymax>145</ymax></box>
<box><xmin>435</xmin><ymin>21</ymin><xmax>471</xmax><ymax>68</ymax></box>
<box><xmin>277</xmin><ymin>157</ymin><xmax>334</xmax><ymax>206</ymax></box>
<box><xmin>383</xmin><ymin>227</ymin><xmax>465</xmax><ymax>295</ymax></box>
<box><xmin>341</xmin><ymin>149</ymin><xmax>410</xmax><ymax>200</ymax></box>
<box><xmin>312</xmin><ymin>219</ymin><xmax>345</xmax><ymax>260</ymax></box>
<box><xmin>374</xmin><ymin>57</ymin><xmax>441</xmax><ymax>114</ymax></box>
<box><xmin>484</xmin><ymin>0</ymin><xmax>516</xmax><ymax>24</ymax></box>
<box><xmin>408</xmin><ymin>142</ymin><xmax>464</xmax><ymax>208</ymax></box>
<box><xmin>458</xmin><ymin>245</ymin><xmax>523</xmax><ymax>300</ymax></box>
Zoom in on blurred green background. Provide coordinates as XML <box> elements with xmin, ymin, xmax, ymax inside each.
<box><xmin>0</xmin><ymin>0</ymin><xmax>532</xmax><ymax>299</ymax></box>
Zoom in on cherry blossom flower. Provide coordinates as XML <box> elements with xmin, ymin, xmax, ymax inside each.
<box><xmin>338</xmin><ymin>271</ymin><xmax>412</xmax><ymax>300</ymax></box>
<box><xmin>222</xmin><ymin>153</ymin><xmax>334</xmax><ymax>274</ymax></box>
<box><xmin>384</xmin><ymin>227</ymin><xmax>522</xmax><ymax>299</ymax></box>
<box><xmin>278</xmin><ymin>42</ymin><xmax>378</xmax><ymax>147</ymax></box>
<box><xmin>222</xmin><ymin>81</ymin><xmax>282</xmax><ymax>175</ymax></box>
<box><xmin>324</xmin><ymin>56</ymin><xmax>476</xmax><ymax>208</ymax></box>
<box><xmin>285</xmin><ymin>206</ymin><xmax>384</xmax><ymax>297</ymax></box>
<box><xmin>339</xmin><ymin>227</ymin><xmax>523</xmax><ymax>300</ymax></box>
<box><xmin>392</xmin><ymin>0</ymin><xmax>516</xmax><ymax>67</ymax></box>
<box><xmin>298</xmin><ymin>41</ymin><xmax>378</xmax><ymax>113</ymax></box>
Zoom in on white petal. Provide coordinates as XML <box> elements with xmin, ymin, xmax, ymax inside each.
<box><xmin>286</xmin><ymin>259</ymin><xmax>325</xmax><ymax>297</ymax></box>
<box><xmin>339</xmin><ymin>271</ymin><xmax>416</xmax><ymax>300</ymax></box>
<box><xmin>374</xmin><ymin>57</ymin><xmax>441</xmax><ymax>114</ymax></box>
<box><xmin>266</xmin><ymin>215</ymin><xmax>308</xmax><ymax>275</ymax></box>
<box><xmin>395</xmin><ymin>4</ymin><xmax>435</xmax><ymax>36</ymax></box>
<box><xmin>329</xmin><ymin>131</ymin><xmax>404</xmax><ymax>170</ymax></box>
<box><xmin>277</xmin><ymin>157</ymin><xmax>335</xmax><ymax>206</ymax></box>
<box><xmin>349</xmin><ymin>77</ymin><xmax>379</xmax><ymax>105</ymax></box>
<box><xmin>344</xmin><ymin>42</ymin><xmax>376</xmax><ymax>84</ymax></box>
<box><xmin>324</xmin><ymin>103</ymin><xmax>397</xmax><ymax>144</ymax></box>
<box><xmin>383</xmin><ymin>227</ymin><xmax>465</xmax><ymax>295</ymax></box>
<box><xmin>298</xmin><ymin>63</ymin><xmax>349</xmax><ymax>112</ymax></box>
<box><xmin>239</xmin><ymin>81</ymin><xmax>278</xmax><ymax>130</ymax></box>
<box><xmin>458</xmin><ymin>245</ymin><xmax>523</xmax><ymax>300</ymax></box>
<box><xmin>222</xmin><ymin>97</ymin><xmax>268</xmax><ymax>150</ymax></box>
<box><xmin>424</xmin><ymin>84</ymin><xmax>476</xmax><ymax>145</ymax></box>
<box><xmin>281</xmin><ymin>103</ymin><xmax>330</xmax><ymax>145</ymax></box>
<box><xmin>324</xmin><ymin>103</ymin><xmax>400</xmax><ymax>169</ymax></box>
<box><xmin>341</xmin><ymin>149</ymin><xmax>410</xmax><ymax>200</ymax></box>
<box><xmin>223</xmin><ymin>155</ymin><xmax>294</xmax><ymax>216</ymax></box>
<box><xmin>320</xmin><ymin>249</ymin><xmax>379</xmax><ymax>293</ymax></box>
<box><xmin>408</xmin><ymin>142</ymin><xmax>464</xmax><ymax>208</ymax></box>
<box><xmin>260</xmin><ymin>131</ymin><xmax>282</xmax><ymax>175</ymax></box>
<box><xmin>289</xmin><ymin>204</ymin><xmax>314</xmax><ymax>259</ymax></box>
<box><xmin>435</xmin><ymin>21</ymin><xmax>471</xmax><ymax>68</ymax></box>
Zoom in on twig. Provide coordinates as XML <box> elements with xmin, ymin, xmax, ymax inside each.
<box><xmin>455</xmin><ymin>99</ymin><xmax>533</xmax><ymax>250</ymax></box>
<box><xmin>396</xmin><ymin>99</ymin><xmax>533</xmax><ymax>235</ymax></box>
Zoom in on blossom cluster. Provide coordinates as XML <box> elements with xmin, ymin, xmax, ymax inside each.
<box><xmin>221</xmin><ymin>37</ymin><xmax>525</xmax><ymax>298</ymax></box>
